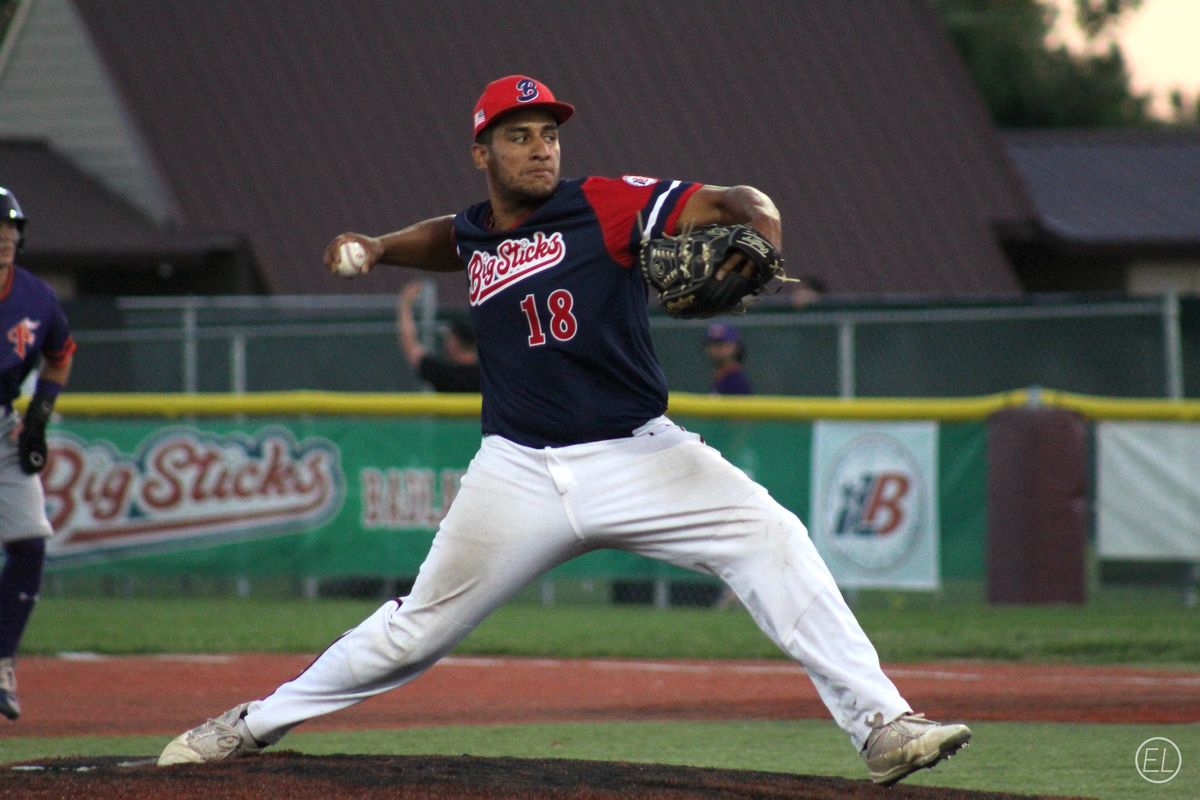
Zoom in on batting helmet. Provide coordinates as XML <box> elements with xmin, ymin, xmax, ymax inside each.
<box><xmin>0</xmin><ymin>186</ymin><xmax>26</xmax><ymax>252</ymax></box>
<box><xmin>0</xmin><ymin>186</ymin><xmax>25</xmax><ymax>230</ymax></box>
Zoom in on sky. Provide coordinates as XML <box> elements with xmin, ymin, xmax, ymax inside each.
<box><xmin>1048</xmin><ymin>0</ymin><xmax>1200</xmax><ymax>118</ymax></box>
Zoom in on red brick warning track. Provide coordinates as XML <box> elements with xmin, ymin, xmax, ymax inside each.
<box><xmin>3</xmin><ymin>655</ymin><xmax>1197</xmax><ymax>738</ymax></box>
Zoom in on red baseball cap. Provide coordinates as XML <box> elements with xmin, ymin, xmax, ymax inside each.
<box><xmin>472</xmin><ymin>75</ymin><xmax>575</xmax><ymax>138</ymax></box>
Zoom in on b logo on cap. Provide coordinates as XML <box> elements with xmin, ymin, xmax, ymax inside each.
<box><xmin>516</xmin><ymin>78</ymin><xmax>540</xmax><ymax>103</ymax></box>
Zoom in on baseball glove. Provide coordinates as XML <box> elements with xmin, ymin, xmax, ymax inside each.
<box><xmin>639</xmin><ymin>224</ymin><xmax>786</xmax><ymax>319</ymax></box>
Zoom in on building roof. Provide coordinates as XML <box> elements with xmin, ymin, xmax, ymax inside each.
<box><xmin>67</xmin><ymin>0</ymin><xmax>1031</xmax><ymax>301</ymax></box>
<box><xmin>0</xmin><ymin>138</ymin><xmax>241</xmax><ymax>257</ymax></box>
<box><xmin>1004</xmin><ymin>130</ymin><xmax>1200</xmax><ymax>256</ymax></box>
<box><xmin>0</xmin><ymin>138</ymin><xmax>258</xmax><ymax>294</ymax></box>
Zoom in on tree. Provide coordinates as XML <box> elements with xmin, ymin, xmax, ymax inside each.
<box><xmin>0</xmin><ymin>1</ymin><xmax>19</xmax><ymax>43</ymax></box>
<box><xmin>931</xmin><ymin>0</ymin><xmax>1151</xmax><ymax>128</ymax></box>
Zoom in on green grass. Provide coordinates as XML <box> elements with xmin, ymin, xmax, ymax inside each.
<box><xmin>19</xmin><ymin>583</ymin><xmax>1200</xmax><ymax>665</ymax></box>
<box><xmin>5</xmin><ymin>721</ymin><xmax>1198</xmax><ymax>799</ymax></box>
<box><xmin>9</xmin><ymin>585</ymin><xmax>1200</xmax><ymax>798</ymax></box>
<box><xmin>853</xmin><ymin>589</ymin><xmax>1200</xmax><ymax>666</ymax></box>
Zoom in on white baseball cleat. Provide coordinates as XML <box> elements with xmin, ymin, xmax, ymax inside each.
<box><xmin>157</xmin><ymin>702</ymin><xmax>264</xmax><ymax>766</ymax></box>
<box><xmin>861</xmin><ymin>711</ymin><xmax>971</xmax><ymax>785</ymax></box>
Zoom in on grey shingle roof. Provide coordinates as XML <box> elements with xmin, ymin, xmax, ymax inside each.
<box><xmin>0</xmin><ymin>138</ymin><xmax>259</xmax><ymax>294</ymax></box>
<box><xmin>72</xmin><ymin>0</ymin><xmax>1031</xmax><ymax>300</ymax></box>
<box><xmin>1004</xmin><ymin>130</ymin><xmax>1200</xmax><ymax>253</ymax></box>
<box><xmin>0</xmin><ymin>138</ymin><xmax>240</xmax><ymax>257</ymax></box>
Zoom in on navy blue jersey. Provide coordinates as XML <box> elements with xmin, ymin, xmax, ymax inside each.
<box><xmin>0</xmin><ymin>266</ymin><xmax>75</xmax><ymax>407</ymax></box>
<box><xmin>453</xmin><ymin>176</ymin><xmax>700</xmax><ymax>447</ymax></box>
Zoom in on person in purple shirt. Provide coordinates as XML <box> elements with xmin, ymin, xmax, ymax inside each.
<box><xmin>159</xmin><ymin>75</ymin><xmax>970</xmax><ymax>786</ymax></box>
<box><xmin>0</xmin><ymin>187</ymin><xmax>76</xmax><ymax>721</ymax></box>
<box><xmin>704</xmin><ymin>323</ymin><xmax>752</xmax><ymax>395</ymax></box>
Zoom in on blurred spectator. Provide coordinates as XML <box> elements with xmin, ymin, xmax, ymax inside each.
<box><xmin>704</xmin><ymin>323</ymin><xmax>752</xmax><ymax>395</ymax></box>
<box><xmin>396</xmin><ymin>281</ymin><xmax>481</xmax><ymax>392</ymax></box>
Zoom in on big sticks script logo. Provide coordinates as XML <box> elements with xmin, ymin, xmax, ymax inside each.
<box><xmin>468</xmin><ymin>231</ymin><xmax>566</xmax><ymax>305</ymax></box>
<box><xmin>43</xmin><ymin>426</ymin><xmax>343</xmax><ymax>557</ymax></box>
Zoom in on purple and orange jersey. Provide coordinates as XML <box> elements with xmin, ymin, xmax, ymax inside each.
<box><xmin>0</xmin><ymin>265</ymin><xmax>75</xmax><ymax>408</ymax></box>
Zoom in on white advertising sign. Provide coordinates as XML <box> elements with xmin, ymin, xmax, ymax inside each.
<box><xmin>810</xmin><ymin>421</ymin><xmax>939</xmax><ymax>589</ymax></box>
<box><xmin>1097</xmin><ymin>422</ymin><xmax>1200</xmax><ymax>560</ymax></box>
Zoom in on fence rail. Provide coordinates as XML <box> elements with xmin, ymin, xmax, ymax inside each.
<box><xmin>64</xmin><ymin>293</ymin><xmax>1191</xmax><ymax>399</ymax></box>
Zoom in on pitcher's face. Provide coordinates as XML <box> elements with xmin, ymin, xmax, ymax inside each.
<box><xmin>473</xmin><ymin>109</ymin><xmax>561</xmax><ymax>207</ymax></box>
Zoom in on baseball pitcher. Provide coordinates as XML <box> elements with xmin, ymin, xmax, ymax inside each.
<box><xmin>159</xmin><ymin>76</ymin><xmax>970</xmax><ymax>785</ymax></box>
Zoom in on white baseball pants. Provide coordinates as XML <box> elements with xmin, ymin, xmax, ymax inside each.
<box><xmin>244</xmin><ymin>417</ymin><xmax>910</xmax><ymax>750</ymax></box>
<box><xmin>0</xmin><ymin>411</ymin><xmax>54</xmax><ymax>543</ymax></box>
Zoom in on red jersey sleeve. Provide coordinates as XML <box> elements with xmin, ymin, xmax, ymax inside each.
<box><xmin>581</xmin><ymin>176</ymin><xmax>702</xmax><ymax>267</ymax></box>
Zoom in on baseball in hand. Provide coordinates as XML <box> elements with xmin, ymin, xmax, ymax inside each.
<box><xmin>334</xmin><ymin>241</ymin><xmax>369</xmax><ymax>277</ymax></box>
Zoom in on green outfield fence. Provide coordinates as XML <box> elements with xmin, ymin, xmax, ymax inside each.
<box><xmin>26</xmin><ymin>388</ymin><xmax>1200</xmax><ymax>607</ymax></box>
<box><xmin>25</xmin><ymin>291</ymin><xmax>1200</xmax><ymax>606</ymax></box>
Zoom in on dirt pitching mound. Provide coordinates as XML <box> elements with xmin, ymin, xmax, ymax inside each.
<box><xmin>4</xmin><ymin>753</ymin><xmax>1085</xmax><ymax>800</ymax></box>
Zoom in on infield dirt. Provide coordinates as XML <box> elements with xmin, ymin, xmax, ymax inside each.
<box><xmin>4</xmin><ymin>655</ymin><xmax>1195</xmax><ymax>797</ymax></box>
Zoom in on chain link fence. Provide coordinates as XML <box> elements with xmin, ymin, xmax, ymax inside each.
<box><xmin>63</xmin><ymin>292</ymin><xmax>1193</xmax><ymax>398</ymax></box>
<box><xmin>44</xmin><ymin>292</ymin><xmax>1199</xmax><ymax>606</ymax></box>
